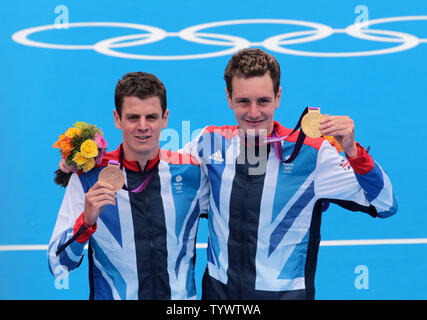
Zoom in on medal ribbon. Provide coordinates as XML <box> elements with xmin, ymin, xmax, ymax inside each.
<box><xmin>117</xmin><ymin>145</ymin><xmax>156</xmax><ymax>193</ymax></box>
<box><xmin>265</xmin><ymin>106</ymin><xmax>316</xmax><ymax>163</ymax></box>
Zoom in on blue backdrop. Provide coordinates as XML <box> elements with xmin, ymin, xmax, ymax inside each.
<box><xmin>1</xmin><ymin>0</ymin><xmax>426</xmax><ymax>299</ymax></box>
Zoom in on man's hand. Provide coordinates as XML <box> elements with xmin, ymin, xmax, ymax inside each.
<box><xmin>59</xmin><ymin>158</ymin><xmax>79</xmax><ymax>173</ymax></box>
<box><xmin>319</xmin><ymin>115</ymin><xmax>359</xmax><ymax>158</ymax></box>
<box><xmin>83</xmin><ymin>181</ymin><xmax>117</xmax><ymax>226</ymax></box>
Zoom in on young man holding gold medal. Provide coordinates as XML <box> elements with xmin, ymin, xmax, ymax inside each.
<box><xmin>49</xmin><ymin>72</ymin><xmax>209</xmax><ymax>299</ymax></box>
<box><xmin>183</xmin><ymin>48</ymin><xmax>398</xmax><ymax>299</ymax></box>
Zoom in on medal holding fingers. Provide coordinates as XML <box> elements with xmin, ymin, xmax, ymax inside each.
<box><xmin>300</xmin><ymin>107</ymin><xmax>344</xmax><ymax>153</ymax></box>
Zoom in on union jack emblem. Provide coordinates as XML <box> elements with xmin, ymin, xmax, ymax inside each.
<box><xmin>340</xmin><ymin>158</ymin><xmax>351</xmax><ymax>171</ymax></box>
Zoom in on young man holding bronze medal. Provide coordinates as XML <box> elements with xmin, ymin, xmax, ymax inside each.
<box><xmin>48</xmin><ymin>72</ymin><xmax>209</xmax><ymax>299</ymax></box>
<box><xmin>183</xmin><ymin>48</ymin><xmax>398</xmax><ymax>299</ymax></box>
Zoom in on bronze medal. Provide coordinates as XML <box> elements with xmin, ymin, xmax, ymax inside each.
<box><xmin>98</xmin><ymin>161</ymin><xmax>125</xmax><ymax>192</ymax></box>
<box><xmin>301</xmin><ymin>108</ymin><xmax>324</xmax><ymax>138</ymax></box>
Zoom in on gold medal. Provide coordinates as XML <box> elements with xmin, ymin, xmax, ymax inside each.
<box><xmin>98</xmin><ymin>161</ymin><xmax>125</xmax><ymax>192</ymax></box>
<box><xmin>301</xmin><ymin>108</ymin><xmax>324</xmax><ymax>138</ymax></box>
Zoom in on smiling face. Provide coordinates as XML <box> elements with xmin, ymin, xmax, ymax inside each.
<box><xmin>227</xmin><ymin>73</ymin><xmax>281</xmax><ymax>137</ymax></box>
<box><xmin>113</xmin><ymin>96</ymin><xmax>169</xmax><ymax>163</ymax></box>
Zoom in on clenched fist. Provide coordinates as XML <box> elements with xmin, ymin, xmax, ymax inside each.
<box><xmin>83</xmin><ymin>181</ymin><xmax>117</xmax><ymax>226</ymax></box>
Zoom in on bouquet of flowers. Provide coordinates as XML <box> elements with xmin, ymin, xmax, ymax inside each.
<box><xmin>53</xmin><ymin>121</ymin><xmax>107</xmax><ymax>187</ymax></box>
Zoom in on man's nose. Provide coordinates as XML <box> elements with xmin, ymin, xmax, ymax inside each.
<box><xmin>247</xmin><ymin>103</ymin><xmax>260</xmax><ymax>119</ymax></box>
<box><xmin>137</xmin><ymin>118</ymin><xmax>149</xmax><ymax>131</ymax></box>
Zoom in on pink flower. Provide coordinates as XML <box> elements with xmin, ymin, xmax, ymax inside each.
<box><xmin>94</xmin><ymin>133</ymin><xmax>107</xmax><ymax>149</ymax></box>
<box><xmin>96</xmin><ymin>150</ymin><xmax>105</xmax><ymax>165</ymax></box>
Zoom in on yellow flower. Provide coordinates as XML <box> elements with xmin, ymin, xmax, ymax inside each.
<box><xmin>82</xmin><ymin>157</ymin><xmax>95</xmax><ymax>172</ymax></box>
<box><xmin>65</xmin><ymin>127</ymin><xmax>82</xmax><ymax>139</ymax></box>
<box><xmin>80</xmin><ymin>139</ymin><xmax>98</xmax><ymax>158</ymax></box>
<box><xmin>73</xmin><ymin>152</ymin><xmax>87</xmax><ymax>166</ymax></box>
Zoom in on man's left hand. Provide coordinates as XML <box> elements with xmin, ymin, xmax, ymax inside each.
<box><xmin>319</xmin><ymin>115</ymin><xmax>359</xmax><ymax>158</ymax></box>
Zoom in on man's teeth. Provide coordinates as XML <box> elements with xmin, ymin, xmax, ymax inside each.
<box><xmin>136</xmin><ymin>136</ymin><xmax>150</xmax><ymax>139</ymax></box>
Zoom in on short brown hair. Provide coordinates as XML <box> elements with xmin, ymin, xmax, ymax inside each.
<box><xmin>224</xmin><ymin>48</ymin><xmax>281</xmax><ymax>98</ymax></box>
<box><xmin>114</xmin><ymin>72</ymin><xmax>167</xmax><ymax>117</ymax></box>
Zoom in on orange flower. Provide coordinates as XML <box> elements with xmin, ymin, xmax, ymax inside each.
<box><xmin>53</xmin><ymin>134</ymin><xmax>67</xmax><ymax>148</ymax></box>
<box><xmin>54</xmin><ymin>137</ymin><xmax>74</xmax><ymax>159</ymax></box>
<box><xmin>59</xmin><ymin>138</ymin><xmax>73</xmax><ymax>152</ymax></box>
<box><xmin>322</xmin><ymin>135</ymin><xmax>343</xmax><ymax>153</ymax></box>
<box><xmin>61</xmin><ymin>149</ymin><xmax>71</xmax><ymax>159</ymax></box>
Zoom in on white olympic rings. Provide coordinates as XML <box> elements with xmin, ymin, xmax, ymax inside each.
<box><xmin>11</xmin><ymin>16</ymin><xmax>427</xmax><ymax>59</ymax></box>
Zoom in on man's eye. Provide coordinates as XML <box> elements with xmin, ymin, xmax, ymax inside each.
<box><xmin>258</xmin><ymin>99</ymin><xmax>271</xmax><ymax>105</ymax></box>
<box><xmin>237</xmin><ymin>99</ymin><xmax>249</xmax><ymax>104</ymax></box>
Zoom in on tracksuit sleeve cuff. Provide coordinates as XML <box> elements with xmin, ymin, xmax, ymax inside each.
<box><xmin>345</xmin><ymin>142</ymin><xmax>374</xmax><ymax>175</ymax></box>
<box><xmin>72</xmin><ymin>212</ymin><xmax>97</xmax><ymax>244</ymax></box>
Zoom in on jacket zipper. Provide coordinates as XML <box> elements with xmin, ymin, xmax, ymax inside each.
<box><xmin>143</xmin><ymin>182</ymin><xmax>156</xmax><ymax>299</ymax></box>
<box><xmin>239</xmin><ymin>167</ymin><xmax>250</xmax><ymax>299</ymax></box>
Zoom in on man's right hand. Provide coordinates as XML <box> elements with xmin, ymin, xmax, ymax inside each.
<box><xmin>83</xmin><ymin>181</ymin><xmax>117</xmax><ymax>226</ymax></box>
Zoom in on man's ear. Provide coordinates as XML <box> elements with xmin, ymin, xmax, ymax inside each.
<box><xmin>275</xmin><ymin>86</ymin><xmax>282</xmax><ymax>109</ymax></box>
<box><xmin>226</xmin><ymin>87</ymin><xmax>233</xmax><ymax>109</ymax></box>
<box><xmin>162</xmin><ymin>109</ymin><xmax>169</xmax><ymax>129</ymax></box>
<box><xmin>113</xmin><ymin>109</ymin><xmax>122</xmax><ymax>129</ymax></box>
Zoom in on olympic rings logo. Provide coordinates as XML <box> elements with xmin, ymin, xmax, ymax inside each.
<box><xmin>11</xmin><ymin>16</ymin><xmax>427</xmax><ymax>59</ymax></box>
